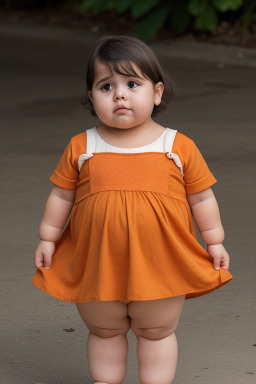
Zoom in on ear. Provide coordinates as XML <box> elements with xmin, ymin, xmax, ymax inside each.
<box><xmin>88</xmin><ymin>90</ymin><xmax>93</xmax><ymax>104</ymax></box>
<box><xmin>154</xmin><ymin>82</ymin><xmax>164</xmax><ymax>106</ymax></box>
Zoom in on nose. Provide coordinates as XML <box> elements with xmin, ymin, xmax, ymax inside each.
<box><xmin>114</xmin><ymin>86</ymin><xmax>127</xmax><ymax>100</ymax></box>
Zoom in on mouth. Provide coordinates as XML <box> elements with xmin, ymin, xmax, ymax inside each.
<box><xmin>114</xmin><ymin>105</ymin><xmax>130</xmax><ymax>113</ymax></box>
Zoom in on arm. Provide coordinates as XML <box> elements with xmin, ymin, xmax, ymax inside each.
<box><xmin>187</xmin><ymin>187</ymin><xmax>230</xmax><ymax>271</ymax></box>
<box><xmin>34</xmin><ymin>185</ymin><xmax>75</xmax><ymax>270</ymax></box>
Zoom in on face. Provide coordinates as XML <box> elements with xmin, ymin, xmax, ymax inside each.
<box><xmin>88</xmin><ymin>60</ymin><xmax>164</xmax><ymax>130</ymax></box>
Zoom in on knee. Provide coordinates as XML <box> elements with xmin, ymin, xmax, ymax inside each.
<box><xmin>132</xmin><ymin>325</ymin><xmax>174</xmax><ymax>340</ymax></box>
<box><xmin>131</xmin><ymin>317</ymin><xmax>179</xmax><ymax>340</ymax></box>
<box><xmin>89</xmin><ymin>320</ymin><xmax>130</xmax><ymax>338</ymax></box>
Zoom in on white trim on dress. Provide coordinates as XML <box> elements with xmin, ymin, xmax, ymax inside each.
<box><xmin>78</xmin><ymin>127</ymin><xmax>184</xmax><ymax>177</ymax></box>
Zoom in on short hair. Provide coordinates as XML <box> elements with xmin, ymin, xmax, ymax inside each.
<box><xmin>82</xmin><ymin>35</ymin><xmax>175</xmax><ymax>117</ymax></box>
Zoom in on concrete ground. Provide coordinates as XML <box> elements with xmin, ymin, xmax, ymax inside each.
<box><xmin>0</xmin><ymin>23</ymin><xmax>256</xmax><ymax>384</ymax></box>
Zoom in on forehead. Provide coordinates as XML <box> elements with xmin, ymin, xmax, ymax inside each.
<box><xmin>93</xmin><ymin>59</ymin><xmax>146</xmax><ymax>82</ymax></box>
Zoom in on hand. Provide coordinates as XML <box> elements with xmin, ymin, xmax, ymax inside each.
<box><xmin>34</xmin><ymin>240</ymin><xmax>55</xmax><ymax>270</ymax></box>
<box><xmin>207</xmin><ymin>244</ymin><xmax>230</xmax><ymax>271</ymax></box>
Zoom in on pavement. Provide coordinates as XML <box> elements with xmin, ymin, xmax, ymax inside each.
<box><xmin>0</xmin><ymin>22</ymin><xmax>256</xmax><ymax>384</ymax></box>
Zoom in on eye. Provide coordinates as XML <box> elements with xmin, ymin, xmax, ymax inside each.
<box><xmin>127</xmin><ymin>81</ymin><xmax>138</xmax><ymax>89</ymax></box>
<box><xmin>101</xmin><ymin>83</ymin><xmax>112</xmax><ymax>92</ymax></box>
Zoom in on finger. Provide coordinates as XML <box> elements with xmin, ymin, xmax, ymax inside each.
<box><xmin>213</xmin><ymin>257</ymin><xmax>221</xmax><ymax>271</ymax></box>
<box><xmin>35</xmin><ymin>253</ymin><xmax>44</xmax><ymax>269</ymax></box>
<box><xmin>43</xmin><ymin>252</ymin><xmax>52</xmax><ymax>270</ymax></box>
<box><xmin>221</xmin><ymin>257</ymin><xmax>230</xmax><ymax>270</ymax></box>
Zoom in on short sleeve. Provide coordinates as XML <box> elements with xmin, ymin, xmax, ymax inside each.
<box><xmin>49</xmin><ymin>139</ymin><xmax>79</xmax><ymax>190</ymax></box>
<box><xmin>183</xmin><ymin>141</ymin><xmax>217</xmax><ymax>194</ymax></box>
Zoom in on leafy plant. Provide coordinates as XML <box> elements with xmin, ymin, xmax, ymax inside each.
<box><xmin>188</xmin><ymin>0</ymin><xmax>243</xmax><ymax>31</ymax></box>
<box><xmin>79</xmin><ymin>0</ymin><xmax>251</xmax><ymax>40</ymax></box>
<box><xmin>3</xmin><ymin>0</ymin><xmax>254</xmax><ymax>40</ymax></box>
<box><xmin>240</xmin><ymin>0</ymin><xmax>256</xmax><ymax>29</ymax></box>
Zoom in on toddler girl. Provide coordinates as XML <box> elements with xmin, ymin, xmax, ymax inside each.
<box><xmin>33</xmin><ymin>35</ymin><xmax>232</xmax><ymax>384</ymax></box>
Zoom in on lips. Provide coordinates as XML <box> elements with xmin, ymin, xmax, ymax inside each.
<box><xmin>114</xmin><ymin>105</ymin><xmax>130</xmax><ymax>112</ymax></box>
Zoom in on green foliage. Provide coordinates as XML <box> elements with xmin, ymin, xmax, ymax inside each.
<box><xmin>240</xmin><ymin>0</ymin><xmax>256</xmax><ymax>29</ymax></box>
<box><xmin>79</xmin><ymin>0</ymin><xmax>255</xmax><ymax>40</ymax></box>
<box><xmin>194</xmin><ymin>4</ymin><xmax>218</xmax><ymax>30</ymax></box>
<box><xmin>170</xmin><ymin>1</ymin><xmax>191</xmax><ymax>35</ymax></box>
<box><xmin>116</xmin><ymin>0</ymin><xmax>134</xmax><ymax>14</ymax></box>
<box><xmin>80</xmin><ymin>0</ymin><xmax>119</xmax><ymax>13</ymax></box>
<box><xmin>188</xmin><ymin>0</ymin><xmax>243</xmax><ymax>31</ymax></box>
<box><xmin>8</xmin><ymin>0</ymin><xmax>253</xmax><ymax>41</ymax></box>
<box><xmin>133</xmin><ymin>3</ymin><xmax>172</xmax><ymax>41</ymax></box>
<box><xmin>212</xmin><ymin>0</ymin><xmax>243</xmax><ymax>12</ymax></box>
<box><xmin>131</xmin><ymin>0</ymin><xmax>160</xmax><ymax>18</ymax></box>
<box><xmin>81</xmin><ymin>0</ymin><xmax>256</xmax><ymax>40</ymax></box>
<box><xmin>188</xmin><ymin>0</ymin><xmax>208</xmax><ymax>16</ymax></box>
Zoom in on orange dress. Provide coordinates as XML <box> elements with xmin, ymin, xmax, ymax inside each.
<box><xmin>32</xmin><ymin>128</ymin><xmax>232</xmax><ymax>302</ymax></box>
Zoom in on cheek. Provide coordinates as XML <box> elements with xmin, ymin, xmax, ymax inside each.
<box><xmin>93</xmin><ymin>100</ymin><xmax>112</xmax><ymax>121</ymax></box>
<box><xmin>93</xmin><ymin>97</ymin><xmax>109</xmax><ymax>111</ymax></box>
<box><xmin>91</xmin><ymin>91</ymin><xmax>106</xmax><ymax>106</ymax></box>
<box><xmin>139</xmin><ymin>99</ymin><xmax>155</xmax><ymax>113</ymax></box>
<box><xmin>95</xmin><ymin>106</ymin><xmax>108</xmax><ymax>118</ymax></box>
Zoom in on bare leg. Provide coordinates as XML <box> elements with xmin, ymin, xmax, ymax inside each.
<box><xmin>128</xmin><ymin>296</ymin><xmax>185</xmax><ymax>384</ymax></box>
<box><xmin>137</xmin><ymin>333</ymin><xmax>178</xmax><ymax>384</ymax></box>
<box><xmin>76</xmin><ymin>301</ymin><xmax>130</xmax><ymax>384</ymax></box>
<box><xmin>87</xmin><ymin>333</ymin><xmax>128</xmax><ymax>384</ymax></box>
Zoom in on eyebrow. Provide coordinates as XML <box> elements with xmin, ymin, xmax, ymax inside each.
<box><xmin>95</xmin><ymin>73</ymin><xmax>144</xmax><ymax>87</ymax></box>
<box><xmin>95</xmin><ymin>76</ymin><xmax>112</xmax><ymax>87</ymax></box>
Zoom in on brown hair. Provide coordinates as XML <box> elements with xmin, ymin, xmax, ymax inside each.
<box><xmin>82</xmin><ymin>35</ymin><xmax>175</xmax><ymax>117</ymax></box>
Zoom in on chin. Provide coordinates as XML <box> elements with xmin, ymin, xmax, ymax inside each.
<box><xmin>105</xmin><ymin>123</ymin><xmax>136</xmax><ymax>130</ymax></box>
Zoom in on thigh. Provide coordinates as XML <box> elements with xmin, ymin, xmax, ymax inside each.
<box><xmin>76</xmin><ymin>301</ymin><xmax>130</xmax><ymax>337</ymax></box>
<box><xmin>128</xmin><ymin>296</ymin><xmax>185</xmax><ymax>339</ymax></box>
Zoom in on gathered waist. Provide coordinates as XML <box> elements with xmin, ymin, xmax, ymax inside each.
<box><xmin>74</xmin><ymin>184</ymin><xmax>188</xmax><ymax>206</ymax></box>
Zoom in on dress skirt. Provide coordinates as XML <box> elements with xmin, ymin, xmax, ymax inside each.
<box><xmin>32</xmin><ymin>151</ymin><xmax>232</xmax><ymax>302</ymax></box>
